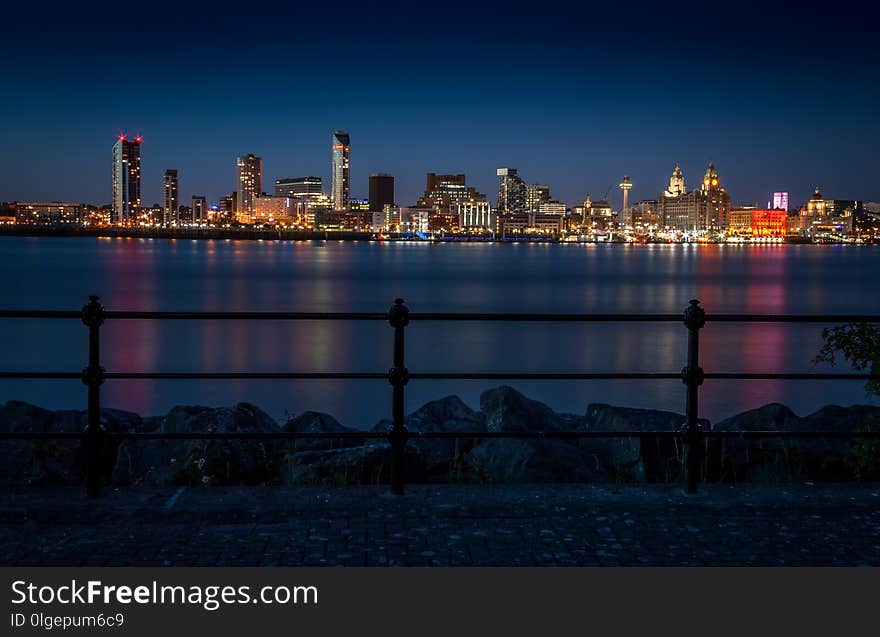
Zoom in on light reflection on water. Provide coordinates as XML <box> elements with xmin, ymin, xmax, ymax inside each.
<box><xmin>0</xmin><ymin>237</ymin><xmax>877</xmax><ymax>426</ymax></box>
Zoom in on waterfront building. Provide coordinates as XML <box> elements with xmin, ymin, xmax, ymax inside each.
<box><xmin>112</xmin><ymin>134</ymin><xmax>141</xmax><ymax>224</ymax></box>
<box><xmin>729</xmin><ymin>208</ymin><xmax>788</xmax><ymax>237</ymax></box>
<box><xmin>218</xmin><ymin>194</ymin><xmax>235</xmax><ymax>223</ymax></box>
<box><xmin>772</xmin><ymin>192</ymin><xmax>789</xmax><ymax>211</ymax></box>
<box><xmin>15</xmin><ymin>202</ymin><xmax>84</xmax><ymax>225</ymax></box>
<box><xmin>628</xmin><ymin>199</ymin><xmax>661</xmax><ymax>228</ymax></box>
<box><xmin>162</xmin><ymin>169</ymin><xmax>178</xmax><ymax>226</ymax></box>
<box><xmin>250</xmin><ymin>195</ymin><xmax>293</xmax><ymax>224</ymax></box>
<box><xmin>496</xmin><ymin>168</ymin><xmax>527</xmax><ymax>215</ymax></box>
<box><xmin>399</xmin><ymin>207</ymin><xmax>430</xmax><ymax>234</ymax></box>
<box><xmin>797</xmin><ymin>187</ymin><xmax>861</xmax><ymax>236</ymax></box>
<box><xmin>331</xmin><ymin>130</ymin><xmax>350</xmax><ymax>211</ymax></box>
<box><xmin>236</xmin><ymin>154</ymin><xmax>262</xmax><ymax>216</ymax></box>
<box><xmin>417</xmin><ymin>173</ymin><xmax>486</xmax><ymax>215</ymax></box>
<box><xmin>619</xmin><ymin>175</ymin><xmax>633</xmax><ymax>213</ymax></box>
<box><xmin>456</xmin><ymin>200</ymin><xmax>493</xmax><ymax>231</ymax></box>
<box><xmin>369</xmin><ymin>173</ymin><xmax>394</xmax><ymax>213</ymax></box>
<box><xmin>497</xmin><ymin>213</ymin><xmax>564</xmax><ymax>238</ymax></box>
<box><xmin>191</xmin><ymin>196</ymin><xmax>207</xmax><ymax>224</ymax></box>
<box><xmin>349</xmin><ymin>198</ymin><xmax>370</xmax><ymax>213</ymax></box>
<box><xmin>658</xmin><ymin>163</ymin><xmax>730</xmax><ymax>232</ymax></box>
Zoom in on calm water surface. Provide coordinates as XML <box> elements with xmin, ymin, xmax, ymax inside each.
<box><xmin>1</xmin><ymin>237</ymin><xmax>878</xmax><ymax>426</ymax></box>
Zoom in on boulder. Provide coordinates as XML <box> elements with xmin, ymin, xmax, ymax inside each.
<box><xmin>283</xmin><ymin>411</ymin><xmax>364</xmax><ymax>451</ymax></box>
<box><xmin>112</xmin><ymin>403</ymin><xmax>282</xmax><ymax>486</ymax></box>
<box><xmin>480</xmin><ymin>386</ymin><xmax>582</xmax><ymax>432</ymax></box>
<box><xmin>373</xmin><ymin>396</ymin><xmax>487</xmax><ymax>477</ymax></box>
<box><xmin>284</xmin><ymin>444</ymin><xmax>427</xmax><ymax>485</ymax></box>
<box><xmin>464</xmin><ymin>438</ymin><xmax>606</xmax><ymax>483</ymax></box>
<box><xmin>0</xmin><ymin>401</ymin><xmax>141</xmax><ymax>486</ymax></box>
<box><xmin>580</xmin><ymin>404</ymin><xmax>690</xmax><ymax>482</ymax></box>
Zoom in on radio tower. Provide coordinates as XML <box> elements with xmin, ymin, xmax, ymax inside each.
<box><xmin>619</xmin><ymin>175</ymin><xmax>633</xmax><ymax>213</ymax></box>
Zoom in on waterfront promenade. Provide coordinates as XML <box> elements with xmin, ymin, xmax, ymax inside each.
<box><xmin>2</xmin><ymin>484</ymin><xmax>878</xmax><ymax>566</ymax></box>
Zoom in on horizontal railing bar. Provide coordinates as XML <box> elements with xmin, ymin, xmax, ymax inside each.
<box><xmin>1</xmin><ymin>371</ymin><xmax>878</xmax><ymax>381</ymax></box>
<box><xmin>2</xmin><ymin>431</ymin><xmax>880</xmax><ymax>441</ymax></box>
<box><xmin>0</xmin><ymin>310</ymin><xmax>877</xmax><ymax>323</ymax></box>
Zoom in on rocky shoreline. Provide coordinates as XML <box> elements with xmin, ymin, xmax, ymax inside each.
<box><xmin>1</xmin><ymin>386</ymin><xmax>878</xmax><ymax>487</ymax></box>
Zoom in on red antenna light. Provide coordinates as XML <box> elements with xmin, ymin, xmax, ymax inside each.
<box><xmin>118</xmin><ymin>134</ymin><xmax>126</xmax><ymax>141</ymax></box>
<box><xmin>135</xmin><ymin>135</ymin><xmax>142</xmax><ymax>143</ymax></box>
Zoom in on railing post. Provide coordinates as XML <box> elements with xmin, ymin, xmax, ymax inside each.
<box><xmin>682</xmin><ymin>299</ymin><xmax>706</xmax><ymax>494</ymax></box>
<box><xmin>387</xmin><ymin>298</ymin><xmax>410</xmax><ymax>495</ymax></box>
<box><xmin>81</xmin><ymin>295</ymin><xmax>106</xmax><ymax>498</ymax></box>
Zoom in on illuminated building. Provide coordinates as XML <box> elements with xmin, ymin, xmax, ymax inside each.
<box><xmin>456</xmin><ymin>201</ymin><xmax>493</xmax><ymax>231</ymax></box>
<box><xmin>162</xmin><ymin>169</ymin><xmax>178</xmax><ymax>226</ymax></box>
<box><xmin>728</xmin><ymin>208</ymin><xmax>788</xmax><ymax>237</ymax></box>
<box><xmin>798</xmin><ymin>187</ymin><xmax>861</xmax><ymax>236</ymax></box>
<box><xmin>15</xmin><ymin>202</ymin><xmax>83</xmax><ymax>225</ymax></box>
<box><xmin>112</xmin><ymin>134</ymin><xmax>141</xmax><ymax>224</ymax></box>
<box><xmin>249</xmin><ymin>195</ymin><xmax>293</xmax><ymax>224</ymax></box>
<box><xmin>349</xmin><ymin>198</ymin><xmax>370</xmax><ymax>212</ymax></box>
<box><xmin>629</xmin><ymin>199</ymin><xmax>661</xmax><ymax>228</ymax></box>
<box><xmin>191</xmin><ymin>196</ymin><xmax>207</xmax><ymax>224</ymax></box>
<box><xmin>417</xmin><ymin>173</ymin><xmax>486</xmax><ymax>215</ymax></box>
<box><xmin>236</xmin><ymin>154</ymin><xmax>262</xmax><ymax>217</ymax></box>
<box><xmin>526</xmin><ymin>184</ymin><xmax>551</xmax><ymax>213</ymax></box>
<box><xmin>496</xmin><ymin>168</ymin><xmax>527</xmax><ymax>215</ymax></box>
<box><xmin>399</xmin><ymin>207</ymin><xmax>430</xmax><ymax>233</ymax></box>
<box><xmin>772</xmin><ymin>192</ymin><xmax>789</xmax><ymax>211</ymax></box>
<box><xmin>275</xmin><ymin>177</ymin><xmax>323</xmax><ymax>198</ymax></box>
<box><xmin>218</xmin><ymin>194</ymin><xmax>235</xmax><ymax>222</ymax></box>
<box><xmin>369</xmin><ymin>173</ymin><xmax>394</xmax><ymax>213</ymax></box>
<box><xmin>331</xmin><ymin>130</ymin><xmax>350</xmax><ymax>211</ymax></box>
<box><xmin>538</xmin><ymin>201</ymin><xmax>566</xmax><ymax>216</ymax></box>
<box><xmin>658</xmin><ymin>163</ymin><xmax>730</xmax><ymax>232</ymax></box>
<box><xmin>619</xmin><ymin>175</ymin><xmax>633</xmax><ymax>213</ymax></box>
<box><xmin>497</xmin><ymin>213</ymin><xmax>564</xmax><ymax>238</ymax></box>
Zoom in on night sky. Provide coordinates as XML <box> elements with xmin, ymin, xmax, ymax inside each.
<box><xmin>1</xmin><ymin>1</ymin><xmax>877</xmax><ymax>209</ymax></box>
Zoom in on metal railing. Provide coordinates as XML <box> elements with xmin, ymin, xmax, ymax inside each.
<box><xmin>1</xmin><ymin>296</ymin><xmax>879</xmax><ymax>497</ymax></box>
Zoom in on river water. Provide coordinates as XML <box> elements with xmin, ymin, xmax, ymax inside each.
<box><xmin>1</xmin><ymin>236</ymin><xmax>877</xmax><ymax>426</ymax></box>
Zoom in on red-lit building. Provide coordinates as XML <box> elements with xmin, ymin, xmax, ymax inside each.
<box><xmin>728</xmin><ymin>208</ymin><xmax>788</xmax><ymax>237</ymax></box>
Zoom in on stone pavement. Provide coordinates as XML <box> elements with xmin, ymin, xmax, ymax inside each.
<box><xmin>1</xmin><ymin>484</ymin><xmax>879</xmax><ymax>566</ymax></box>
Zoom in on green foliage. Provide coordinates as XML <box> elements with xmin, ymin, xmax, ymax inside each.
<box><xmin>848</xmin><ymin>435</ymin><xmax>880</xmax><ymax>482</ymax></box>
<box><xmin>815</xmin><ymin>323</ymin><xmax>880</xmax><ymax>397</ymax></box>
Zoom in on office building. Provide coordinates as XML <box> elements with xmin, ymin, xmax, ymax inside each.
<box><xmin>417</xmin><ymin>173</ymin><xmax>486</xmax><ymax>214</ymax></box>
<box><xmin>369</xmin><ymin>173</ymin><xmax>394</xmax><ymax>213</ymax></box>
<box><xmin>496</xmin><ymin>168</ymin><xmax>527</xmax><ymax>215</ymax></box>
<box><xmin>191</xmin><ymin>196</ymin><xmax>207</xmax><ymax>224</ymax></box>
<box><xmin>456</xmin><ymin>201</ymin><xmax>493</xmax><ymax>231</ymax></box>
<box><xmin>15</xmin><ymin>202</ymin><xmax>83</xmax><ymax>225</ymax></box>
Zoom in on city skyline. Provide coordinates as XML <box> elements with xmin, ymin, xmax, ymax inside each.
<box><xmin>1</xmin><ymin>2</ymin><xmax>877</xmax><ymax>208</ymax></box>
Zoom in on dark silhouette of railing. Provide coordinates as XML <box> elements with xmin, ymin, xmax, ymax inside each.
<box><xmin>1</xmin><ymin>296</ymin><xmax>879</xmax><ymax>498</ymax></box>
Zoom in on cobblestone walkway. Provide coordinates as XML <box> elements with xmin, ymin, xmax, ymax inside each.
<box><xmin>2</xmin><ymin>484</ymin><xmax>879</xmax><ymax>566</ymax></box>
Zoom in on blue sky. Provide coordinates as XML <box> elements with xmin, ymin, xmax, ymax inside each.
<box><xmin>1</xmin><ymin>1</ymin><xmax>877</xmax><ymax>208</ymax></box>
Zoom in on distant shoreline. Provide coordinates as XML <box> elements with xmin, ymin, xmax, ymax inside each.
<box><xmin>0</xmin><ymin>225</ymin><xmax>874</xmax><ymax>245</ymax></box>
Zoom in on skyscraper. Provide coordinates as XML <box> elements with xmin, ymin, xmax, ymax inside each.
<box><xmin>331</xmin><ymin>131</ymin><xmax>350</xmax><ymax>211</ymax></box>
<box><xmin>112</xmin><ymin>134</ymin><xmax>141</xmax><ymax>224</ymax></box>
<box><xmin>236</xmin><ymin>154</ymin><xmax>262</xmax><ymax>216</ymax></box>
<box><xmin>191</xmin><ymin>196</ymin><xmax>207</xmax><ymax>224</ymax></box>
<box><xmin>162</xmin><ymin>169</ymin><xmax>178</xmax><ymax>226</ymax></box>
<box><xmin>369</xmin><ymin>173</ymin><xmax>394</xmax><ymax>213</ymax></box>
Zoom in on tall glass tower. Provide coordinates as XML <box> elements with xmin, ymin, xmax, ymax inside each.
<box><xmin>112</xmin><ymin>134</ymin><xmax>141</xmax><ymax>224</ymax></box>
<box><xmin>236</xmin><ymin>154</ymin><xmax>263</xmax><ymax>217</ymax></box>
<box><xmin>331</xmin><ymin>130</ymin><xmax>350</xmax><ymax>211</ymax></box>
<box><xmin>162</xmin><ymin>169</ymin><xmax>178</xmax><ymax>226</ymax></box>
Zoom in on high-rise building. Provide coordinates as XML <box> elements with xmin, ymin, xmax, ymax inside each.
<box><xmin>236</xmin><ymin>154</ymin><xmax>262</xmax><ymax>216</ymax></box>
<box><xmin>191</xmin><ymin>196</ymin><xmax>207</xmax><ymax>224</ymax></box>
<box><xmin>112</xmin><ymin>134</ymin><xmax>141</xmax><ymax>224</ymax></box>
<box><xmin>496</xmin><ymin>168</ymin><xmax>527</xmax><ymax>215</ymax></box>
<box><xmin>162</xmin><ymin>169</ymin><xmax>178</xmax><ymax>226</ymax></box>
<box><xmin>331</xmin><ymin>131</ymin><xmax>350</xmax><ymax>211</ymax></box>
<box><xmin>369</xmin><ymin>173</ymin><xmax>394</xmax><ymax>213</ymax></box>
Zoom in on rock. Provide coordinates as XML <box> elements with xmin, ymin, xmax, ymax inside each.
<box><xmin>480</xmin><ymin>386</ymin><xmax>580</xmax><ymax>432</ymax></box>
<box><xmin>284</xmin><ymin>444</ymin><xmax>427</xmax><ymax>485</ymax></box>
<box><xmin>112</xmin><ymin>403</ymin><xmax>282</xmax><ymax>486</ymax></box>
<box><xmin>373</xmin><ymin>396</ymin><xmax>487</xmax><ymax>477</ymax></box>
<box><xmin>714</xmin><ymin>403</ymin><xmax>799</xmax><ymax>432</ymax></box>
<box><xmin>283</xmin><ymin>411</ymin><xmax>364</xmax><ymax>451</ymax></box>
<box><xmin>464</xmin><ymin>438</ymin><xmax>606</xmax><ymax>483</ymax></box>
<box><xmin>0</xmin><ymin>401</ymin><xmax>141</xmax><ymax>486</ymax></box>
<box><xmin>580</xmin><ymin>404</ymin><xmax>690</xmax><ymax>482</ymax></box>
